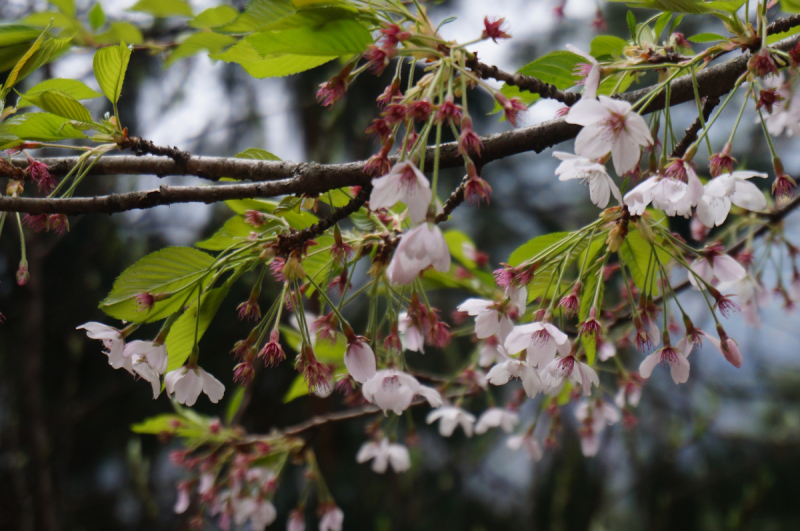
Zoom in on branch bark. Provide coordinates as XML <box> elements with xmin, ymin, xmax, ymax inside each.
<box><xmin>3</xmin><ymin>28</ymin><xmax>800</xmax><ymax>215</ymax></box>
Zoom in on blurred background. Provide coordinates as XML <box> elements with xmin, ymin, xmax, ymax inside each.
<box><xmin>2</xmin><ymin>0</ymin><xmax>800</xmax><ymax>530</ymax></box>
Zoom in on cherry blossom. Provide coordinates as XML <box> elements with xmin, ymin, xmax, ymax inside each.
<box><xmin>386</xmin><ymin>223</ymin><xmax>451</xmax><ymax>285</ymax></box>
<box><xmin>398</xmin><ymin>312</ymin><xmax>425</xmax><ymax>353</ymax></box>
<box><xmin>625</xmin><ymin>166</ymin><xmax>704</xmax><ymax>217</ymax></box>
<box><xmin>575</xmin><ymin>399</ymin><xmax>620</xmax><ymax>457</ymax></box>
<box><xmin>474</xmin><ymin>408</ymin><xmax>520</xmax><ymax>434</ymax></box>
<box><xmin>565</xmin><ymin>96</ymin><xmax>652</xmax><ymax>176</ymax></box>
<box><xmin>173</xmin><ymin>483</ymin><xmax>190</xmax><ymax>514</ymax></box>
<box><xmin>318</xmin><ymin>505</ymin><xmax>344</xmax><ymax>531</ymax></box>
<box><xmin>478</xmin><ymin>336</ymin><xmax>504</xmax><ymax>367</ymax></box>
<box><xmin>164</xmin><ymin>365</ymin><xmax>226</xmax><ymax>406</ymax></box>
<box><xmin>426</xmin><ymin>406</ymin><xmax>477</xmax><ymax>437</ymax></box>
<box><xmin>760</xmin><ymin>74</ymin><xmax>800</xmax><ymax>136</ymax></box>
<box><xmin>486</xmin><ymin>358</ymin><xmax>543</xmax><ymax>398</ymax></box>
<box><xmin>124</xmin><ymin>341</ymin><xmax>168</xmax><ymax>398</ymax></box>
<box><xmin>78</xmin><ymin>322</ymin><xmax>127</xmax><ymax>370</ymax></box>
<box><xmin>344</xmin><ymin>339</ymin><xmax>377</xmax><ymax>383</ymax></box>
<box><xmin>361</xmin><ymin>369</ymin><xmax>442</xmax><ymax>415</ymax></box>
<box><xmin>506</xmin><ymin>433</ymin><xmax>543</xmax><ymax>461</ymax></box>
<box><xmin>639</xmin><ymin>337</ymin><xmax>693</xmax><ymax>384</ymax></box>
<box><xmin>701</xmin><ymin>330</ymin><xmax>743</xmax><ymax>368</ymax></box>
<box><xmin>504</xmin><ymin>322</ymin><xmax>571</xmax><ymax>367</ymax></box>
<box><xmin>457</xmin><ymin>298</ymin><xmax>515</xmax><ymax>340</ymax></box>
<box><xmin>566</xmin><ymin>44</ymin><xmax>600</xmax><ymax>100</ymax></box>
<box><xmin>356</xmin><ymin>438</ymin><xmax>411</xmax><ymax>473</ymax></box>
<box><xmin>369</xmin><ymin>161</ymin><xmax>432</xmax><ymax>224</ymax></box>
<box><xmin>553</xmin><ymin>152</ymin><xmax>622</xmax><ymax>208</ymax></box>
<box><xmin>696</xmin><ymin>171</ymin><xmax>768</xmax><ymax>228</ymax></box>
<box><xmin>231</xmin><ymin>497</ymin><xmax>276</xmax><ymax>530</ymax></box>
<box><xmin>541</xmin><ymin>355</ymin><xmax>599</xmax><ymax>395</ymax></box>
<box><xmin>688</xmin><ymin>248</ymin><xmax>747</xmax><ymax>290</ymax></box>
<box><xmin>287</xmin><ymin>510</ymin><xmax>305</xmax><ymax>531</ymax></box>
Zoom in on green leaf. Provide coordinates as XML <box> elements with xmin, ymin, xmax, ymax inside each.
<box><xmin>315</xmin><ymin>332</ymin><xmax>346</xmax><ymax>362</ymax></box>
<box><xmin>165</xmin><ymin>286</ymin><xmax>230</xmax><ymax>372</ymax></box>
<box><xmin>226</xmin><ymin>198</ymin><xmax>318</xmax><ymax>229</ymax></box>
<box><xmin>190</xmin><ymin>5</ymin><xmax>240</xmax><ymax>28</ymax></box>
<box><xmin>617</xmin><ymin>228</ymin><xmax>669</xmax><ymax>295</ymax></box>
<box><xmin>131</xmin><ymin>413</ymin><xmax>208</xmax><ymax>438</ymax></box>
<box><xmin>444</xmin><ymin>229</ymin><xmax>478</xmax><ymax>269</ymax></box>
<box><xmin>49</xmin><ymin>0</ymin><xmax>76</xmax><ymax>16</ymax></box>
<box><xmin>93</xmin><ymin>22</ymin><xmax>144</xmax><ymax>45</ymax></box>
<box><xmin>196</xmin><ymin>215</ymin><xmax>260</xmax><ymax>251</ymax></box>
<box><xmin>218</xmin><ymin>0</ymin><xmax>297</xmax><ymax>32</ymax></box>
<box><xmin>99</xmin><ymin>247</ymin><xmax>215</xmax><ymax>323</ymax></box>
<box><xmin>128</xmin><ymin>0</ymin><xmax>193</xmax><ymax>17</ymax></box>
<box><xmin>669</xmin><ymin>13</ymin><xmax>685</xmax><ymax>34</ymax></box>
<box><xmin>235</xmin><ymin>147</ymin><xmax>281</xmax><ymax>160</ymax></box>
<box><xmin>688</xmin><ymin>32</ymin><xmax>726</xmax><ymax>42</ymax></box>
<box><xmin>283</xmin><ymin>374</ymin><xmax>310</xmax><ymax>403</ymax></box>
<box><xmin>165</xmin><ymin>32</ymin><xmax>237</xmax><ymax>67</ymax></box>
<box><xmin>20</xmin><ymin>90</ymin><xmax>92</xmax><ymax>123</ymax></box>
<box><xmin>211</xmin><ymin>39</ymin><xmax>335</xmax><ymax>78</ymax></box>
<box><xmin>257</xmin><ymin>6</ymin><xmax>360</xmax><ymax>31</ymax></box>
<box><xmin>654</xmin><ymin>12</ymin><xmax>672</xmax><ymax>39</ymax></box>
<box><xmin>88</xmin><ymin>3</ymin><xmax>106</xmax><ymax>30</ymax></box>
<box><xmin>17</xmin><ymin>78</ymin><xmax>101</xmax><ymax>107</ymax></box>
<box><xmin>627</xmin><ymin>11</ymin><xmax>637</xmax><ymax>39</ymax></box>
<box><xmin>225</xmin><ymin>387</ymin><xmax>247</xmax><ymax>425</ymax></box>
<box><xmin>590</xmin><ymin>35</ymin><xmax>627</xmax><ymax>59</ymax></box>
<box><xmin>3</xmin><ymin>112</ymin><xmax>86</xmax><ymax>141</ymax></box>
<box><xmin>19</xmin><ymin>12</ymin><xmax>80</xmax><ymax>30</ymax></box>
<box><xmin>301</xmin><ymin>235</ymin><xmax>334</xmax><ymax>297</ymax></box>
<box><xmin>609</xmin><ymin>0</ymin><xmax>746</xmax><ymax>14</ymax></box>
<box><xmin>497</xmin><ymin>51</ymin><xmax>582</xmax><ymax>109</ymax></box>
<box><xmin>3</xmin><ymin>26</ymin><xmax>48</xmax><ymax>97</ymax></box>
<box><xmin>509</xmin><ymin>232</ymin><xmax>571</xmax><ymax>267</ymax></box>
<box><xmin>248</xmin><ymin>19</ymin><xmax>371</xmax><ymax>56</ymax></box>
<box><xmin>93</xmin><ymin>42</ymin><xmax>132</xmax><ymax>104</ymax></box>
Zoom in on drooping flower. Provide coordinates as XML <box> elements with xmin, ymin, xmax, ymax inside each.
<box><xmin>124</xmin><ymin>340</ymin><xmax>168</xmax><ymax>398</ymax></box>
<box><xmin>541</xmin><ymin>354</ymin><xmax>599</xmax><ymax>395</ymax></box>
<box><xmin>318</xmin><ymin>505</ymin><xmax>344</xmax><ymax>531</ymax></box>
<box><xmin>344</xmin><ymin>338</ymin><xmax>377</xmax><ymax>383</ymax></box>
<box><xmin>566</xmin><ymin>44</ymin><xmax>600</xmax><ymax>100</ymax></box>
<box><xmin>356</xmin><ymin>438</ymin><xmax>411</xmax><ymax>473</ymax></box>
<box><xmin>504</xmin><ymin>321</ymin><xmax>571</xmax><ymax>367</ymax></box>
<box><xmin>494</xmin><ymin>92</ymin><xmax>527</xmax><ymax>127</ymax></box>
<box><xmin>457</xmin><ymin>298</ymin><xmax>515</xmax><ymax>340</ymax></box>
<box><xmin>614</xmin><ymin>373</ymin><xmax>643</xmax><ymax>408</ymax></box>
<box><xmin>386</xmin><ymin>224</ymin><xmax>451</xmax><ymax>285</ymax></box>
<box><xmin>638</xmin><ymin>337</ymin><xmax>693</xmax><ymax>384</ymax></box>
<box><xmin>474</xmin><ymin>407</ymin><xmax>520</xmax><ymax>434</ymax></box>
<box><xmin>26</xmin><ymin>154</ymin><xmax>56</xmax><ymax>193</ymax></box>
<box><xmin>435</xmin><ymin>94</ymin><xmax>462</xmax><ymax>125</ymax></box>
<box><xmin>701</xmin><ymin>329</ymin><xmax>743</xmax><ymax>368</ymax></box>
<box><xmin>398</xmin><ymin>311</ymin><xmax>425</xmax><ymax>353</ymax></box>
<box><xmin>486</xmin><ymin>358</ymin><xmax>543</xmax><ymax>398</ymax></box>
<box><xmin>687</xmin><ymin>245</ymin><xmax>747</xmax><ymax>291</ymax></box>
<box><xmin>258</xmin><ymin>329</ymin><xmax>285</xmax><ymax>367</ymax></box>
<box><xmin>555</xmin><ymin>153</ymin><xmax>622</xmax><ymax>208</ymax></box>
<box><xmin>164</xmin><ymin>365</ymin><xmax>226</xmax><ymax>406</ymax></box>
<box><xmin>478</xmin><ymin>336</ymin><xmax>504</xmax><ymax>367</ymax></box>
<box><xmin>574</xmin><ymin>399</ymin><xmax>620</xmax><ymax>456</ymax></box>
<box><xmin>696</xmin><ymin>171</ymin><xmax>768</xmax><ymax>228</ymax></box>
<box><xmin>565</xmin><ymin>96</ymin><xmax>652</xmax><ymax>176</ymax></box>
<box><xmin>361</xmin><ymin>369</ymin><xmax>442</xmax><ymax>415</ymax></box>
<box><xmin>625</xmin><ymin>165</ymin><xmax>704</xmax><ymax>217</ymax></box>
<box><xmin>231</xmin><ymin>496</ymin><xmax>277</xmax><ymax>530</ymax></box>
<box><xmin>77</xmin><ymin>322</ymin><xmax>128</xmax><ymax>370</ymax></box>
<box><xmin>426</xmin><ymin>406</ymin><xmax>477</xmax><ymax>437</ymax></box>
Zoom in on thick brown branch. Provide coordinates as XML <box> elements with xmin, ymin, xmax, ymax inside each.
<box><xmin>3</xmin><ymin>28</ymin><xmax>800</xmax><ymax>214</ymax></box>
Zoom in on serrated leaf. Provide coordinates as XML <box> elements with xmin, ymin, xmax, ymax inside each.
<box><xmin>226</xmin><ymin>198</ymin><xmax>318</xmax><ymax>229</ymax></box>
<box><xmin>88</xmin><ymin>3</ymin><xmax>106</xmax><ymax>30</ymax></box>
<box><xmin>211</xmin><ymin>39</ymin><xmax>335</xmax><ymax>77</ymax></box>
<box><xmin>196</xmin><ymin>215</ymin><xmax>280</xmax><ymax>250</ymax></box>
<box><xmin>4</xmin><ymin>112</ymin><xmax>86</xmax><ymax>141</ymax></box>
<box><xmin>590</xmin><ymin>35</ymin><xmax>627</xmax><ymax>59</ymax></box>
<box><xmin>497</xmin><ymin>51</ymin><xmax>582</xmax><ymax>109</ymax></box>
<box><xmin>128</xmin><ymin>0</ymin><xmax>193</xmax><ymax>17</ymax></box>
<box><xmin>609</xmin><ymin>0</ymin><xmax>745</xmax><ymax>14</ymax></box>
<box><xmin>688</xmin><ymin>32</ymin><xmax>726</xmax><ymax>42</ymax></box>
<box><xmin>93</xmin><ymin>22</ymin><xmax>144</xmax><ymax>45</ymax></box>
<box><xmin>190</xmin><ymin>5</ymin><xmax>240</xmax><ymax>28</ymax></box>
<box><xmin>49</xmin><ymin>0</ymin><xmax>75</xmax><ymax>16</ymax></box>
<box><xmin>249</xmin><ymin>19</ymin><xmax>370</xmax><ymax>56</ymax></box>
<box><xmin>20</xmin><ymin>90</ymin><xmax>92</xmax><ymax>122</ymax></box>
<box><xmin>165</xmin><ymin>32</ymin><xmax>237</xmax><ymax>67</ymax></box>
<box><xmin>165</xmin><ymin>286</ymin><xmax>230</xmax><ymax>372</ymax></box>
<box><xmin>444</xmin><ymin>229</ymin><xmax>478</xmax><ymax>269</ymax></box>
<box><xmin>318</xmin><ymin>188</ymin><xmax>354</xmax><ymax>208</ymax></box>
<box><xmin>17</xmin><ymin>78</ymin><xmax>101</xmax><ymax>108</ymax></box>
<box><xmin>93</xmin><ymin>42</ymin><xmax>131</xmax><ymax>104</ymax></box>
<box><xmin>654</xmin><ymin>12</ymin><xmax>672</xmax><ymax>39</ymax></box>
<box><xmin>99</xmin><ymin>247</ymin><xmax>215</xmax><ymax>323</ymax></box>
<box><xmin>258</xmin><ymin>6</ymin><xmax>360</xmax><ymax>31</ymax></box>
<box><xmin>218</xmin><ymin>0</ymin><xmax>296</xmax><ymax>32</ymax></box>
<box><xmin>617</xmin><ymin>228</ymin><xmax>669</xmax><ymax>295</ymax></box>
<box><xmin>3</xmin><ymin>27</ymin><xmax>48</xmax><ymax>97</ymax></box>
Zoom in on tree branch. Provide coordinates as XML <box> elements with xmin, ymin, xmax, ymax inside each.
<box><xmin>3</xmin><ymin>28</ymin><xmax>800</xmax><ymax>215</ymax></box>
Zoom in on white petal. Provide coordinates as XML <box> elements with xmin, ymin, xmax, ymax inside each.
<box><xmin>639</xmin><ymin>352</ymin><xmax>661</xmax><ymax>378</ymax></box>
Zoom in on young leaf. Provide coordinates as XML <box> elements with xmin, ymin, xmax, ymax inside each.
<box><xmin>17</xmin><ymin>78</ymin><xmax>101</xmax><ymax>107</ymax></box>
<box><xmin>687</xmin><ymin>32</ymin><xmax>726</xmax><ymax>42</ymax></box>
<box><xmin>48</xmin><ymin>0</ymin><xmax>76</xmax><ymax>17</ymax></box>
<box><xmin>495</xmin><ymin>50</ymin><xmax>582</xmax><ymax>110</ymax></box>
<box><xmin>88</xmin><ymin>3</ymin><xmax>106</xmax><ymax>30</ymax></box>
<box><xmin>128</xmin><ymin>0</ymin><xmax>193</xmax><ymax>17</ymax></box>
<box><xmin>590</xmin><ymin>35</ymin><xmax>628</xmax><ymax>59</ymax></box>
<box><xmin>211</xmin><ymin>39</ymin><xmax>336</xmax><ymax>78</ymax></box>
<box><xmin>654</xmin><ymin>12</ymin><xmax>672</xmax><ymax>39</ymax></box>
<box><xmin>164</xmin><ymin>287</ymin><xmax>230</xmax><ymax>372</ymax></box>
<box><xmin>2</xmin><ymin>26</ymin><xmax>49</xmax><ymax>98</ymax></box>
<box><xmin>190</xmin><ymin>5</ymin><xmax>239</xmax><ymax>28</ymax></box>
<box><xmin>165</xmin><ymin>32</ymin><xmax>236</xmax><ymax>67</ymax></box>
<box><xmin>93</xmin><ymin>22</ymin><xmax>144</xmax><ymax>45</ymax></box>
<box><xmin>627</xmin><ymin>11</ymin><xmax>637</xmax><ymax>39</ymax></box>
<box><xmin>19</xmin><ymin>90</ymin><xmax>93</xmax><ymax>123</ymax></box>
<box><xmin>235</xmin><ymin>147</ymin><xmax>281</xmax><ymax>161</ymax></box>
<box><xmin>196</xmin><ymin>215</ymin><xmax>280</xmax><ymax>251</ymax></box>
<box><xmin>217</xmin><ymin>0</ymin><xmax>296</xmax><ymax>32</ymax></box>
<box><xmin>99</xmin><ymin>247</ymin><xmax>215</xmax><ymax>323</ymax></box>
<box><xmin>509</xmin><ymin>232</ymin><xmax>571</xmax><ymax>267</ymax></box>
<box><xmin>3</xmin><ymin>112</ymin><xmax>86</xmax><ymax>141</ymax></box>
<box><xmin>93</xmin><ymin>42</ymin><xmax>132</xmax><ymax>104</ymax></box>
<box><xmin>247</xmin><ymin>19</ymin><xmax>372</xmax><ymax>57</ymax></box>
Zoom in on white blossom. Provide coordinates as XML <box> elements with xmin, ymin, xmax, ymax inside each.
<box><xmin>361</xmin><ymin>369</ymin><xmax>442</xmax><ymax>415</ymax></box>
<box><xmin>164</xmin><ymin>365</ymin><xmax>225</xmax><ymax>406</ymax></box>
<box><xmin>344</xmin><ymin>340</ymin><xmax>376</xmax><ymax>383</ymax></box>
<box><xmin>369</xmin><ymin>161</ymin><xmax>432</xmax><ymax>224</ymax></box>
<box><xmin>397</xmin><ymin>312</ymin><xmax>425</xmax><ymax>353</ymax></box>
<box><xmin>687</xmin><ymin>252</ymin><xmax>747</xmax><ymax>290</ymax></box>
<box><xmin>553</xmin><ymin>152</ymin><xmax>622</xmax><ymax>208</ymax></box>
<box><xmin>319</xmin><ymin>506</ymin><xmax>344</xmax><ymax>531</ymax></box>
<box><xmin>426</xmin><ymin>406</ymin><xmax>476</xmax><ymax>437</ymax></box>
<box><xmin>625</xmin><ymin>166</ymin><xmax>704</xmax><ymax>218</ymax></box>
<box><xmin>386</xmin><ymin>223</ymin><xmax>451</xmax><ymax>285</ymax></box>
<box><xmin>575</xmin><ymin>399</ymin><xmax>620</xmax><ymax>457</ymax></box>
<box><xmin>541</xmin><ymin>355</ymin><xmax>599</xmax><ymax>396</ymax></box>
<box><xmin>77</xmin><ymin>322</ymin><xmax>128</xmax><ymax>371</ymax></box>
<box><xmin>696</xmin><ymin>171</ymin><xmax>768</xmax><ymax>228</ymax></box>
<box><xmin>474</xmin><ymin>408</ymin><xmax>520</xmax><ymax>434</ymax></box>
<box><xmin>356</xmin><ymin>438</ymin><xmax>411</xmax><ymax>473</ymax></box>
<box><xmin>565</xmin><ymin>96</ymin><xmax>652</xmax><ymax>176</ymax></box>
<box><xmin>761</xmin><ymin>73</ymin><xmax>800</xmax><ymax>136</ymax></box>
<box><xmin>566</xmin><ymin>44</ymin><xmax>601</xmax><ymax>100</ymax></box>
<box><xmin>486</xmin><ymin>358</ymin><xmax>544</xmax><ymax>398</ymax></box>
<box><xmin>231</xmin><ymin>497</ymin><xmax>277</xmax><ymax>531</ymax></box>
<box><xmin>457</xmin><ymin>298</ymin><xmax>514</xmax><ymax>340</ymax></box>
<box><xmin>639</xmin><ymin>337</ymin><xmax>693</xmax><ymax>384</ymax></box>
<box><xmin>504</xmin><ymin>322</ymin><xmax>571</xmax><ymax>367</ymax></box>
<box><xmin>478</xmin><ymin>338</ymin><xmax>504</xmax><ymax>367</ymax></box>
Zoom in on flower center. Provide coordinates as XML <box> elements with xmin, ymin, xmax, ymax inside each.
<box><xmin>660</xmin><ymin>347</ymin><xmax>678</xmax><ymax>366</ymax></box>
<box><xmin>602</xmin><ymin>112</ymin><xmax>626</xmax><ymax>137</ymax></box>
